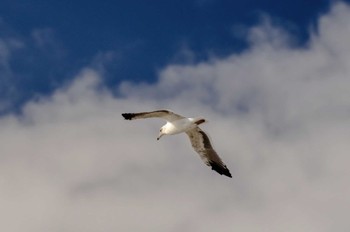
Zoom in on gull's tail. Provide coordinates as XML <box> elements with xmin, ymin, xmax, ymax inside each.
<box><xmin>194</xmin><ymin>118</ymin><xmax>206</xmax><ymax>125</ymax></box>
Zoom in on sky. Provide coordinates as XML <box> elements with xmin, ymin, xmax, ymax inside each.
<box><xmin>0</xmin><ymin>0</ymin><xmax>334</xmax><ymax>112</ymax></box>
<box><xmin>1</xmin><ymin>1</ymin><xmax>350</xmax><ymax>231</ymax></box>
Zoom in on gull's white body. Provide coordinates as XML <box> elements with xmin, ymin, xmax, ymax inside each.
<box><xmin>122</xmin><ymin>109</ymin><xmax>232</xmax><ymax>178</ymax></box>
<box><xmin>161</xmin><ymin>118</ymin><xmax>200</xmax><ymax>135</ymax></box>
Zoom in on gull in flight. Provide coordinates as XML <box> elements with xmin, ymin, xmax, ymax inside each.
<box><xmin>122</xmin><ymin>110</ymin><xmax>232</xmax><ymax>178</ymax></box>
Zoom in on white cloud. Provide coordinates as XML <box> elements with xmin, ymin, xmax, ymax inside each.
<box><xmin>1</xmin><ymin>2</ymin><xmax>350</xmax><ymax>232</ymax></box>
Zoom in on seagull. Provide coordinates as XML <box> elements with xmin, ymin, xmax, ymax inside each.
<box><xmin>122</xmin><ymin>110</ymin><xmax>232</xmax><ymax>178</ymax></box>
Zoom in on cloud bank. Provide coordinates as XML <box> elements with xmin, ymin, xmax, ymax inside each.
<box><xmin>1</xmin><ymin>2</ymin><xmax>350</xmax><ymax>232</ymax></box>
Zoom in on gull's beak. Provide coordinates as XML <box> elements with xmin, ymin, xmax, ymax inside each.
<box><xmin>157</xmin><ymin>133</ymin><xmax>164</xmax><ymax>141</ymax></box>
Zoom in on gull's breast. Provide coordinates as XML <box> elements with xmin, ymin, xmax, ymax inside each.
<box><xmin>166</xmin><ymin>118</ymin><xmax>196</xmax><ymax>135</ymax></box>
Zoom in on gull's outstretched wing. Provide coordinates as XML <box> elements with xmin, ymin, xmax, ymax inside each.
<box><xmin>186</xmin><ymin>127</ymin><xmax>232</xmax><ymax>178</ymax></box>
<box><xmin>122</xmin><ymin>110</ymin><xmax>185</xmax><ymax>122</ymax></box>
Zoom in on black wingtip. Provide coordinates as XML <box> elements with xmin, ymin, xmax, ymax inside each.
<box><xmin>209</xmin><ymin>162</ymin><xmax>232</xmax><ymax>178</ymax></box>
<box><xmin>122</xmin><ymin>113</ymin><xmax>134</xmax><ymax>120</ymax></box>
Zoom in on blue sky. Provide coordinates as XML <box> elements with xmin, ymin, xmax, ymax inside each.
<box><xmin>0</xmin><ymin>0</ymin><xmax>338</xmax><ymax>112</ymax></box>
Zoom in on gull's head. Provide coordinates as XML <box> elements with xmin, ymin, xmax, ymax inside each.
<box><xmin>157</xmin><ymin>127</ymin><xmax>165</xmax><ymax>140</ymax></box>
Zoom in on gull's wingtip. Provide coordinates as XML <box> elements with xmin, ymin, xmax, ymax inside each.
<box><xmin>122</xmin><ymin>113</ymin><xmax>134</xmax><ymax>120</ymax></box>
<box><xmin>209</xmin><ymin>161</ymin><xmax>232</xmax><ymax>178</ymax></box>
